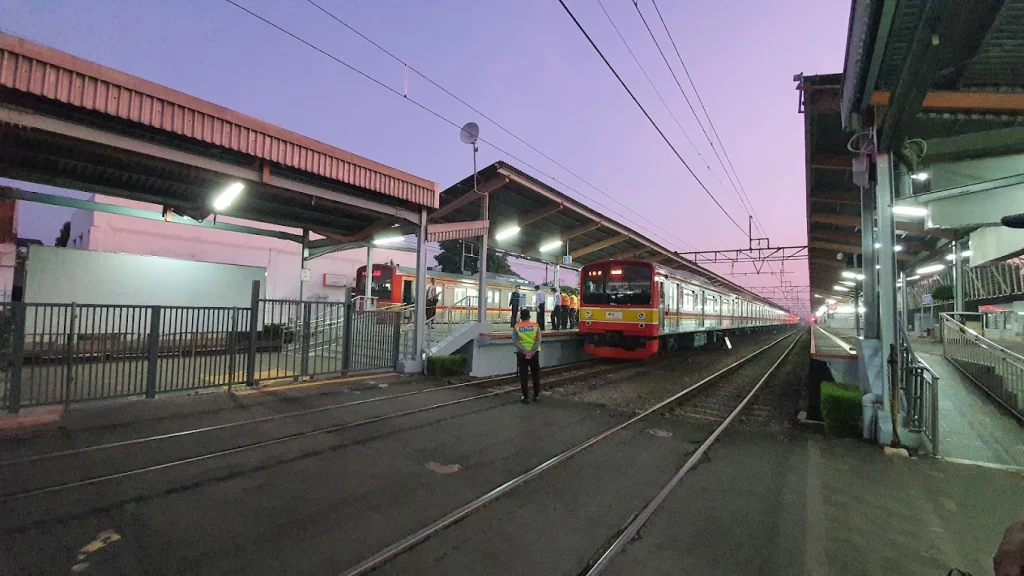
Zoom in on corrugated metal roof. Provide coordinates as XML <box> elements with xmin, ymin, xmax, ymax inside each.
<box><xmin>0</xmin><ymin>33</ymin><xmax>438</xmax><ymax>208</ymax></box>
<box><xmin>959</xmin><ymin>0</ymin><xmax>1024</xmax><ymax>88</ymax></box>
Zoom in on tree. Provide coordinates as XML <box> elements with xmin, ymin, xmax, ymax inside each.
<box><xmin>55</xmin><ymin>221</ymin><xmax>71</xmax><ymax>247</ymax></box>
<box><xmin>435</xmin><ymin>240</ymin><xmax>514</xmax><ymax>276</ymax></box>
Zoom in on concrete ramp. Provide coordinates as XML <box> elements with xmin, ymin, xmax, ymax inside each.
<box><xmin>429</xmin><ymin>322</ymin><xmax>492</xmax><ymax>357</ymax></box>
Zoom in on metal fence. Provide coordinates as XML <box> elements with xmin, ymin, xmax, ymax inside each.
<box><xmin>896</xmin><ymin>320</ymin><xmax>940</xmax><ymax>454</ymax></box>
<box><xmin>1</xmin><ymin>295</ymin><xmax>402</xmax><ymax>413</ymax></box>
<box><xmin>941</xmin><ymin>313</ymin><xmax>1024</xmax><ymax>421</ymax></box>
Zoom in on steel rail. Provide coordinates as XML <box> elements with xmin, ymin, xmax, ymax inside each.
<box><xmin>0</xmin><ymin>360</ymin><xmax>602</xmax><ymax>468</ymax></box>
<box><xmin>338</xmin><ymin>329</ymin><xmax>799</xmax><ymax>576</ymax></box>
<box><xmin>584</xmin><ymin>331</ymin><xmax>803</xmax><ymax>575</ymax></box>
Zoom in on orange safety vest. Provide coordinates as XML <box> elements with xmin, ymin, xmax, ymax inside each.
<box><xmin>561</xmin><ymin>294</ymin><xmax>571</xmax><ymax>306</ymax></box>
<box><xmin>570</xmin><ymin>295</ymin><xmax>579</xmax><ymax>309</ymax></box>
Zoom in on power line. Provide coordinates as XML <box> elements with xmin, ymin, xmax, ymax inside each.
<box><xmin>644</xmin><ymin>0</ymin><xmax>768</xmax><ymax>239</ymax></box>
<box><xmin>220</xmin><ymin>0</ymin><xmax>692</xmax><ymax>251</ymax></box>
<box><xmin>555</xmin><ymin>0</ymin><xmax>746</xmax><ymax>236</ymax></box>
<box><xmin>593</xmin><ymin>0</ymin><xmax>736</xmax><ymax>203</ymax></box>
<box><xmin>300</xmin><ymin>0</ymin><xmax>698</xmax><ymax>252</ymax></box>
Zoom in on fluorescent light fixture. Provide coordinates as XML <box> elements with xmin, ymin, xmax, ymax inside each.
<box><xmin>539</xmin><ymin>239</ymin><xmax>563</xmax><ymax>252</ymax></box>
<box><xmin>911</xmin><ymin>172</ymin><xmax>929</xmax><ymax>181</ymax></box>
<box><xmin>907</xmin><ymin>275</ymin><xmax>920</xmax><ymax>280</ymax></box>
<box><xmin>894</xmin><ymin>244</ymin><xmax>903</xmax><ymax>252</ymax></box>
<box><xmin>826</xmin><ymin>298</ymin><xmax>837</xmax><ymax>304</ymax></box>
<box><xmin>961</xmin><ymin>250</ymin><xmax>972</xmax><ymax>257</ymax></box>
<box><xmin>836</xmin><ymin>305</ymin><xmax>855</xmax><ymax>314</ymax></box>
<box><xmin>876</xmin><ymin>264</ymin><xmax>881</xmax><ymax>269</ymax></box>
<box><xmin>892</xmin><ymin>205</ymin><xmax>928</xmax><ymax>217</ymax></box>
<box><xmin>840</xmin><ymin>270</ymin><xmax>864</xmax><ymax>280</ymax></box>
<box><xmin>212</xmin><ymin>182</ymin><xmax>244</xmax><ymax>211</ymax></box>
<box><xmin>372</xmin><ymin>234</ymin><xmax>404</xmax><ymax>245</ymax></box>
<box><xmin>832</xmin><ymin>285</ymin><xmax>850</xmax><ymax>292</ymax></box>
<box><xmin>916</xmin><ymin>263</ymin><xmax>945</xmax><ymax>275</ymax></box>
<box><xmin>839</xmin><ymin>280</ymin><xmax>856</xmax><ymax>286</ymax></box>
<box><xmin>874</xmin><ymin>242</ymin><xmax>881</xmax><ymax>249</ymax></box>
<box><xmin>495</xmin><ymin>225</ymin><xmax>520</xmax><ymax>241</ymax></box>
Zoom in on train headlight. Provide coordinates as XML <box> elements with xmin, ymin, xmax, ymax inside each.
<box><xmin>638</xmin><ymin>312</ymin><xmax>646</xmax><ymax>320</ymax></box>
<box><xmin>584</xmin><ymin>310</ymin><xmax>592</xmax><ymax>318</ymax></box>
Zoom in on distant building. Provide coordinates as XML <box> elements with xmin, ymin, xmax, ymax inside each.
<box><xmin>66</xmin><ymin>194</ymin><xmax>416</xmax><ymax>301</ymax></box>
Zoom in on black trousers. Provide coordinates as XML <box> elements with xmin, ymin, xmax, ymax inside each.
<box><xmin>517</xmin><ymin>351</ymin><xmax>540</xmax><ymax>398</ymax></box>
<box><xmin>537</xmin><ymin>303</ymin><xmax>546</xmax><ymax>331</ymax></box>
<box><xmin>560</xmin><ymin>306</ymin><xmax>569</xmax><ymax>329</ymax></box>
<box><xmin>551</xmin><ymin>305</ymin><xmax>561</xmax><ymax>330</ymax></box>
<box><xmin>510</xmin><ymin>305</ymin><xmax>519</xmax><ymax>327</ymax></box>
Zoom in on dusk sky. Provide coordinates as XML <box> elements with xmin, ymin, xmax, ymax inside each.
<box><xmin>4</xmin><ymin>0</ymin><xmax>850</xmax><ymax>313</ymax></box>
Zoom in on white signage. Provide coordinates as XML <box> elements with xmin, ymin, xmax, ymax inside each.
<box><xmin>300</xmin><ymin>268</ymin><xmax>311</xmax><ymax>282</ymax></box>
<box><xmin>323</xmin><ymin>273</ymin><xmax>348</xmax><ymax>287</ymax></box>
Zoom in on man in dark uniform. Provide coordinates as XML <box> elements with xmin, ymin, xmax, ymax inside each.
<box><xmin>509</xmin><ymin>286</ymin><xmax>522</xmax><ymax>328</ymax></box>
<box><xmin>513</xmin><ymin>309</ymin><xmax>542</xmax><ymax>403</ymax></box>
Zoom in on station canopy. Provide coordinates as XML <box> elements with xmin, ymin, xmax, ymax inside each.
<box><xmin>432</xmin><ymin>160</ymin><xmax>789</xmax><ymax>311</ymax></box>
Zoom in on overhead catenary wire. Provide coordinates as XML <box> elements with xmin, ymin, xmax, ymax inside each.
<box><xmin>300</xmin><ymin>0</ymin><xmax>700</xmax><ymax>252</ymax></box>
<box><xmin>554</xmin><ymin>0</ymin><xmax>746</xmax><ymax>236</ymax></box>
<box><xmin>223</xmin><ymin>0</ymin><xmax>695</xmax><ymax>252</ymax></box>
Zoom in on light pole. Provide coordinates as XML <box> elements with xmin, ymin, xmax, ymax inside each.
<box><xmin>460</xmin><ymin>122</ymin><xmax>487</xmax><ymax>324</ymax></box>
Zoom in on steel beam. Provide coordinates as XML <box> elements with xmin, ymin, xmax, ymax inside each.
<box><xmin>429</xmin><ymin>175</ymin><xmax>508</xmax><ymax>221</ymax></box>
<box><xmin>518</xmin><ymin>203</ymin><xmax>563</xmax><ymax>227</ymax></box>
<box><xmin>809</xmin><ymin>155</ymin><xmax>855</xmax><ymax>170</ymax></box>
<box><xmin>563</xmin><ymin>221</ymin><xmax>603</xmax><ymax>241</ymax></box>
<box><xmin>809</xmin><ymin>190</ymin><xmax>862</xmax><ymax>204</ymax></box>
<box><xmin>871</xmin><ymin>90</ymin><xmax>1024</xmax><ymax>114</ymax></box>
<box><xmin>570</xmin><ymin>234</ymin><xmax>629</xmax><ymax>258</ymax></box>
<box><xmin>609</xmin><ymin>247</ymin><xmax>648</xmax><ymax>260</ymax></box>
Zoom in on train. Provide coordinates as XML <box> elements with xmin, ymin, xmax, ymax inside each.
<box><xmin>578</xmin><ymin>259</ymin><xmax>799</xmax><ymax>360</ymax></box>
<box><xmin>355</xmin><ymin>263</ymin><xmax>541</xmax><ymax>324</ymax></box>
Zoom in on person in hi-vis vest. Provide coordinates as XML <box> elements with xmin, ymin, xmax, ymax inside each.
<box><xmin>513</xmin><ymin>309</ymin><xmax>542</xmax><ymax>403</ymax></box>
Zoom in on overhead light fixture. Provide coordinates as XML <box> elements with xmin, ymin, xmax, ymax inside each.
<box><xmin>876</xmin><ymin>264</ymin><xmax>881</xmax><ymax>269</ymax></box>
<box><xmin>961</xmin><ymin>250</ymin><xmax>972</xmax><ymax>258</ymax></box>
<box><xmin>874</xmin><ymin>242</ymin><xmax>882</xmax><ymax>249</ymax></box>
<box><xmin>945</xmin><ymin>253</ymin><xmax>956</xmax><ymax>261</ymax></box>
<box><xmin>826</xmin><ymin>298</ymin><xmax>837</xmax><ymax>304</ymax></box>
<box><xmin>892</xmin><ymin>205</ymin><xmax>929</xmax><ymax>217</ymax></box>
<box><xmin>813</xmin><ymin>294</ymin><xmax>823</xmax><ymax>298</ymax></box>
<box><xmin>539</xmin><ymin>239</ymin><xmax>563</xmax><ymax>252</ymax></box>
<box><xmin>894</xmin><ymin>244</ymin><xmax>903</xmax><ymax>252</ymax></box>
<box><xmin>840</xmin><ymin>270</ymin><xmax>864</xmax><ymax>280</ymax></box>
<box><xmin>916</xmin><ymin>263</ymin><xmax>945</xmax><ymax>275</ymax></box>
<box><xmin>911</xmin><ymin>172</ymin><xmax>929</xmax><ymax>181</ymax></box>
<box><xmin>832</xmin><ymin>285</ymin><xmax>850</xmax><ymax>292</ymax></box>
<box><xmin>372</xmin><ymin>234</ymin><xmax>404</xmax><ymax>245</ymax></box>
<box><xmin>495</xmin><ymin>225</ymin><xmax>520</xmax><ymax>241</ymax></box>
<box><xmin>212</xmin><ymin>182</ymin><xmax>244</xmax><ymax>211</ymax></box>
<box><xmin>906</xmin><ymin>275</ymin><xmax>920</xmax><ymax>280</ymax></box>
<box><xmin>839</xmin><ymin>280</ymin><xmax>856</xmax><ymax>286</ymax></box>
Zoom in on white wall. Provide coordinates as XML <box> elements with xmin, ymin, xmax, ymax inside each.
<box><xmin>67</xmin><ymin>194</ymin><xmax>416</xmax><ymax>301</ymax></box>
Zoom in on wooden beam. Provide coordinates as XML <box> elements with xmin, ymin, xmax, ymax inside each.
<box><xmin>809</xmin><ymin>155</ymin><xmax>854</xmax><ymax>170</ymax></box>
<box><xmin>872</xmin><ymin>90</ymin><xmax>1024</xmax><ymax>114</ymax></box>
<box><xmin>570</xmin><ymin>233</ymin><xmax>629</xmax><ymax>258</ymax></box>
<box><xmin>809</xmin><ymin>190</ymin><xmax>861</xmax><ymax>205</ymax></box>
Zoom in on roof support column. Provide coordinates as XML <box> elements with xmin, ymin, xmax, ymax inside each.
<box><xmin>364</xmin><ymin>246</ymin><xmax>373</xmax><ymax>309</ymax></box>
<box><xmin>953</xmin><ymin>240</ymin><xmax>965</xmax><ymax>312</ymax></box>
<box><xmin>861</xmin><ymin>181</ymin><xmax>878</xmax><ymax>340</ymax></box>
<box><xmin>876</xmin><ymin>153</ymin><xmax>899</xmax><ymax>421</ymax></box>
<box><xmin>414</xmin><ymin>206</ymin><xmax>428</xmax><ymax>369</ymax></box>
<box><xmin>299</xmin><ymin>228</ymin><xmax>309</xmax><ymax>301</ymax></box>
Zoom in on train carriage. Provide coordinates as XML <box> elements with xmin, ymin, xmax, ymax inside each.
<box><xmin>356</xmin><ymin>264</ymin><xmax>539</xmax><ymax>325</ymax></box>
<box><xmin>579</xmin><ymin>259</ymin><xmax>797</xmax><ymax>360</ymax></box>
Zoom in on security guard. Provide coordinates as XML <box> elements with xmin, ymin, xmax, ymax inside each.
<box><xmin>513</xmin><ymin>308</ymin><xmax>542</xmax><ymax>403</ymax></box>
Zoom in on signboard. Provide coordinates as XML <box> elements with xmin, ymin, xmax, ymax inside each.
<box><xmin>300</xmin><ymin>268</ymin><xmax>311</xmax><ymax>282</ymax></box>
<box><xmin>562</xmin><ymin>255</ymin><xmax>573</xmax><ymax>265</ymax></box>
<box><xmin>323</xmin><ymin>273</ymin><xmax>348</xmax><ymax>287</ymax></box>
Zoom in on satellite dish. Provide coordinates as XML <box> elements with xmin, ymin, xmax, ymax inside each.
<box><xmin>460</xmin><ymin>122</ymin><xmax>480</xmax><ymax>144</ymax></box>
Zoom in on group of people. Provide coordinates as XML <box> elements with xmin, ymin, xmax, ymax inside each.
<box><xmin>513</xmin><ymin>286</ymin><xmax>579</xmax><ymax>331</ymax></box>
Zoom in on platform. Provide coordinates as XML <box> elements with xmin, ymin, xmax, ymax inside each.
<box><xmin>810</xmin><ymin>325</ymin><xmax>859</xmax><ymax>388</ymax></box>
<box><xmin>911</xmin><ymin>339</ymin><xmax>1024</xmax><ymax>468</ymax></box>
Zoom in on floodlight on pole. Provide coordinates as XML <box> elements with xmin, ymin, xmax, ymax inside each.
<box><xmin>461</xmin><ymin>121</ymin><xmax>487</xmax><ymax>323</ymax></box>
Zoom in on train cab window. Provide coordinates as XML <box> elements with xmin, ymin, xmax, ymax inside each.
<box><xmin>581</xmin><ymin>263</ymin><xmax>653</xmax><ymax>306</ymax></box>
<box><xmin>356</xmin><ymin>265</ymin><xmax>394</xmax><ymax>300</ymax></box>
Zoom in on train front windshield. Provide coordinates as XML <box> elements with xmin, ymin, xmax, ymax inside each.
<box><xmin>582</xmin><ymin>263</ymin><xmax>653</xmax><ymax>306</ymax></box>
<box><xmin>356</xmin><ymin>265</ymin><xmax>394</xmax><ymax>300</ymax></box>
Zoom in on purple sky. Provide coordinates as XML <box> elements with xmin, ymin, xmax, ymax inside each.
<box><xmin>5</xmin><ymin>0</ymin><xmax>849</xmax><ymax>313</ymax></box>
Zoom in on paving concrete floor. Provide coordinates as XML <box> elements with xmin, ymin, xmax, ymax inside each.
<box><xmin>0</xmin><ymin>350</ymin><xmax>1020</xmax><ymax>575</ymax></box>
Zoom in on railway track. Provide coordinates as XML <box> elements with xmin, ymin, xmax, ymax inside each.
<box><xmin>338</xmin><ymin>328</ymin><xmax>803</xmax><ymax>576</ymax></box>
<box><xmin>0</xmin><ymin>357</ymin><xmax>654</xmax><ymax>502</ymax></box>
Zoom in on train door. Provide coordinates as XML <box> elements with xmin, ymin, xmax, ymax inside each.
<box><xmin>402</xmin><ymin>278</ymin><xmax>414</xmax><ymax>306</ymax></box>
<box><xmin>658</xmin><ymin>281</ymin><xmax>666</xmax><ymax>332</ymax></box>
<box><xmin>699</xmin><ymin>290</ymin><xmax>706</xmax><ymax>328</ymax></box>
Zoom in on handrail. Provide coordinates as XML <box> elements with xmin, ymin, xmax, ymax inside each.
<box><xmin>940</xmin><ymin>313</ymin><xmax>1024</xmax><ymax>365</ymax></box>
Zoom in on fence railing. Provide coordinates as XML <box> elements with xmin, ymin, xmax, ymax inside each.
<box><xmin>426</xmin><ymin>296</ymin><xmax>478</xmax><ymax>351</ymax></box>
<box><xmin>941</xmin><ymin>313</ymin><xmax>1024</xmax><ymax>421</ymax></box>
<box><xmin>1</xmin><ymin>293</ymin><xmax>402</xmax><ymax>413</ymax></box>
<box><xmin>897</xmin><ymin>312</ymin><xmax>940</xmax><ymax>454</ymax></box>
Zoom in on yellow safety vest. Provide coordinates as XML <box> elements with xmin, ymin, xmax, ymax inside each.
<box><xmin>513</xmin><ymin>321</ymin><xmax>540</xmax><ymax>351</ymax></box>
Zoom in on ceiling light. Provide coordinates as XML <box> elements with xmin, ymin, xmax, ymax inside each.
<box><xmin>916</xmin><ymin>264</ymin><xmax>945</xmax><ymax>275</ymax></box>
<box><xmin>826</xmin><ymin>298</ymin><xmax>837</xmax><ymax>304</ymax></box>
<box><xmin>839</xmin><ymin>280</ymin><xmax>856</xmax><ymax>286</ymax></box>
<box><xmin>212</xmin><ymin>182</ymin><xmax>244</xmax><ymax>211</ymax></box>
<box><xmin>906</xmin><ymin>275</ymin><xmax>920</xmax><ymax>280</ymax></box>
<box><xmin>961</xmin><ymin>250</ymin><xmax>972</xmax><ymax>257</ymax></box>
<box><xmin>912</xmin><ymin>172</ymin><xmax>929</xmax><ymax>181</ymax></box>
<box><xmin>892</xmin><ymin>206</ymin><xmax>929</xmax><ymax>217</ymax></box>
<box><xmin>894</xmin><ymin>245</ymin><xmax>903</xmax><ymax>252</ymax></box>
<box><xmin>945</xmin><ymin>253</ymin><xmax>956</xmax><ymax>261</ymax></box>
<box><xmin>495</xmin><ymin>225</ymin><xmax>520</xmax><ymax>241</ymax></box>
<box><xmin>832</xmin><ymin>285</ymin><xmax>850</xmax><ymax>292</ymax></box>
<box><xmin>372</xmin><ymin>234</ymin><xmax>404</xmax><ymax>245</ymax></box>
<box><xmin>539</xmin><ymin>239</ymin><xmax>563</xmax><ymax>252</ymax></box>
<box><xmin>874</xmin><ymin>242</ymin><xmax>881</xmax><ymax>249</ymax></box>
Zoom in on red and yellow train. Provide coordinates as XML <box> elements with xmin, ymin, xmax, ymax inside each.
<box><xmin>578</xmin><ymin>259</ymin><xmax>798</xmax><ymax>360</ymax></box>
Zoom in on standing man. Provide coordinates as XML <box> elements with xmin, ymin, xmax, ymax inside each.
<box><xmin>560</xmin><ymin>290</ymin><xmax>571</xmax><ymax>330</ymax></box>
<box><xmin>570</xmin><ymin>292</ymin><xmax>580</xmax><ymax>329</ymax></box>
<box><xmin>513</xmin><ymin>308</ymin><xmax>542</xmax><ymax>403</ymax></box>
<box><xmin>426</xmin><ymin>278</ymin><xmax>439</xmax><ymax>321</ymax></box>
<box><xmin>509</xmin><ymin>286</ymin><xmax>522</xmax><ymax>328</ymax></box>
<box><xmin>534</xmin><ymin>285</ymin><xmax>547</xmax><ymax>331</ymax></box>
<box><xmin>551</xmin><ymin>287</ymin><xmax>562</xmax><ymax>330</ymax></box>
